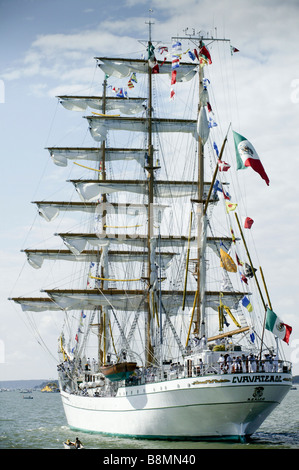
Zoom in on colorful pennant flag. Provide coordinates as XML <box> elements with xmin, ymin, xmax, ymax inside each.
<box><xmin>199</xmin><ymin>44</ymin><xmax>212</xmax><ymax>64</ymax></box>
<box><xmin>220</xmin><ymin>245</ymin><xmax>237</xmax><ymax>273</ymax></box>
<box><xmin>236</xmin><ymin>253</ymin><xmax>243</xmax><ymax>266</ymax></box>
<box><xmin>158</xmin><ymin>46</ymin><xmax>168</xmax><ymax>54</ymax></box>
<box><xmin>171</xmin><ymin>70</ymin><xmax>177</xmax><ymax>85</ymax></box>
<box><xmin>230</xmin><ymin>46</ymin><xmax>240</xmax><ymax>55</ymax></box>
<box><xmin>242</xmin><ymin>296</ymin><xmax>253</xmax><ymax>312</ymax></box>
<box><xmin>170</xmin><ymin>40</ymin><xmax>182</xmax><ymax>99</ymax></box>
<box><xmin>208</xmin><ymin>117</ymin><xmax>217</xmax><ymax>128</ymax></box>
<box><xmin>223</xmin><ymin>190</ymin><xmax>231</xmax><ymax>200</ymax></box>
<box><xmin>172</xmin><ymin>40</ymin><xmax>182</xmax><ymax>70</ymax></box>
<box><xmin>188</xmin><ymin>50</ymin><xmax>196</xmax><ymax>61</ymax></box>
<box><xmin>172</xmin><ymin>57</ymin><xmax>180</xmax><ymax>69</ymax></box>
<box><xmin>240</xmin><ymin>272</ymin><xmax>248</xmax><ymax>284</ymax></box>
<box><xmin>172</xmin><ymin>40</ymin><xmax>182</xmax><ymax>55</ymax></box>
<box><xmin>160</xmin><ymin>56</ymin><xmax>167</xmax><ymax>68</ymax></box>
<box><xmin>213</xmin><ymin>142</ymin><xmax>219</xmax><ymax>156</ymax></box>
<box><xmin>218</xmin><ymin>160</ymin><xmax>231</xmax><ymax>172</ymax></box>
<box><xmin>244</xmin><ymin>262</ymin><xmax>257</xmax><ymax>278</ymax></box>
<box><xmin>152</xmin><ymin>63</ymin><xmax>159</xmax><ymax>73</ymax></box>
<box><xmin>199</xmin><ymin>57</ymin><xmax>208</xmax><ymax>67</ymax></box>
<box><xmin>213</xmin><ymin>180</ymin><xmax>230</xmax><ymax>200</ymax></box>
<box><xmin>112</xmin><ymin>87</ymin><xmax>128</xmax><ymax>98</ymax></box>
<box><xmin>244</xmin><ymin>217</ymin><xmax>254</xmax><ymax>229</ymax></box>
<box><xmin>225</xmin><ymin>201</ymin><xmax>238</xmax><ymax>213</ymax></box>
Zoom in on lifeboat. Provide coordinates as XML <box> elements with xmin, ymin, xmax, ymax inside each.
<box><xmin>99</xmin><ymin>362</ymin><xmax>137</xmax><ymax>382</ymax></box>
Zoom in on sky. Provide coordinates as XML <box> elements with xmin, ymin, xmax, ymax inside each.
<box><xmin>1</xmin><ymin>0</ymin><xmax>299</xmax><ymax>381</ymax></box>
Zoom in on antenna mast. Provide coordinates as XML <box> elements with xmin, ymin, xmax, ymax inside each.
<box><xmin>146</xmin><ymin>8</ymin><xmax>154</xmax><ymax>42</ymax></box>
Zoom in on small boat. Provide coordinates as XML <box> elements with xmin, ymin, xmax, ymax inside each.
<box><xmin>99</xmin><ymin>362</ymin><xmax>137</xmax><ymax>382</ymax></box>
<box><xmin>23</xmin><ymin>395</ymin><xmax>33</xmax><ymax>399</ymax></box>
<box><xmin>64</xmin><ymin>439</ymin><xmax>84</xmax><ymax>449</ymax></box>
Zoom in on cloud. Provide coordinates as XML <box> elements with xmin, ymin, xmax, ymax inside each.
<box><xmin>28</xmin><ymin>82</ymin><xmax>48</xmax><ymax>97</ymax></box>
<box><xmin>124</xmin><ymin>0</ymin><xmax>147</xmax><ymax>7</ymax></box>
<box><xmin>1</xmin><ymin>24</ymin><xmax>144</xmax><ymax>98</ymax></box>
<box><xmin>3</xmin><ymin>0</ymin><xmax>299</xmax><ymax>105</ymax></box>
<box><xmin>48</xmin><ymin>83</ymin><xmax>93</xmax><ymax>97</ymax></box>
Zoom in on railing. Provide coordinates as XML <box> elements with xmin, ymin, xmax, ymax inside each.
<box><xmin>58</xmin><ymin>359</ymin><xmax>292</xmax><ymax>396</ymax></box>
<box><xmin>125</xmin><ymin>359</ymin><xmax>292</xmax><ymax>386</ymax></box>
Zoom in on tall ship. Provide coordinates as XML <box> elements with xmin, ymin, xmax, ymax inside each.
<box><xmin>11</xmin><ymin>22</ymin><xmax>292</xmax><ymax>441</ymax></box>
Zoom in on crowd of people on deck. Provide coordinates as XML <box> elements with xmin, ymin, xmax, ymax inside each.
<box><xmin>188</xmin><ymin>335</ymin><xmax>282</xmax><ymax>374</ymax></box>
<box><xmin>57</xmin><ymin>344</ymin><xmax>283</xmax><ymax>394</ymax></box>
<box><xmin>216</xmin><ymin>352</ymin><xmax>279</xmax><ymax>374</ymax></box>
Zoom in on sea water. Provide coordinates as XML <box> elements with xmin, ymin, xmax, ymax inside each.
<box><xmin>0</xmin><ymin>389</ymin><xmax>298</xmax><ymax>449</ymax></box>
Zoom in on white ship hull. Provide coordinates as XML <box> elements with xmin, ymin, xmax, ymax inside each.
<box><xmin>60</xmin><ymin>371</ymin><xmax>291</xmax><ymax>440</ymax></box>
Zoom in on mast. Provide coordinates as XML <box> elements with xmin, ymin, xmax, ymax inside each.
<box><xmin>196</xmin><ymin>36</ymin><xmax>204</xmax><ymax>336</ymax></box>
<box><xmin>145</xmin><ymin>13</ymin><xmax>155</xmax><ymax>366</ymax></box>
<box><xmin>174</xmin><ymin>33</ymin><xmax>204</xmax><ymax>337</ymax></box>
<box><xmin>98</xmin><ymin>75</ymin><xmax>107</xmax><ymax>366</ymax></box>
<box><xmin>174</xmin><ymin>32</ymin><xmax>230</xmax><ymax>339</ymax></box>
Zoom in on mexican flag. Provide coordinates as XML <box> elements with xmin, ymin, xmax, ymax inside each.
<box><xmin>233</xmin><ymin>131</ymin><xmax>270</xmax><ymax>186</ymax></box>
<box><xmin>265</xmin><ymin>308</ymin><xmax>292</xmax><ymax>344</ymax></box>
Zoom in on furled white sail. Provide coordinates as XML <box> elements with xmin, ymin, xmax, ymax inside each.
<box><xmin>24</xmin><ymin>249</ymin><xmax>176</xmax><ymax>270</ymax></box>
<box><xmin>58</xmin><ymin>96</ymin><xmax>146</xmax><ymax>115</ymax></box>
<box><xmin>24</xmin><ymin>250</ymin><xmax>100</xmax><ymax>269</ymax></box>
<box><xmin>48</xmin><ymin>147</ymin><xmax>147</xmax><ymax>167</ymax></box>
<box><xmin>57</xmin><ymin>233</ymin><xmax>234</xmax><ymax>257</ymax></box>
<box><xmin>35</xmin><ymin>201</ymin><xmax>167</xmax><ymax>222</ymax></box>
<box><xmin>71</xmin><ymin>180</ymin><xmax>201</xmax><ymax>202</ymax></box>
<box><xmin>12</xmin><ymin>298</ymin><xmax>60</xmax><ymax>312</ymax></box>
<box><xmin>12</xmin><ymin>290</ymin><xmax>245</xmax><ymax>314</ymax></box>
<box><xmin>86</xmin><ymin>116</ymin><xmax>197</xmax><ymax>141</ymax></box>
<box><xmin>48</xmin><ymin>290</ymin><xmax>146</xmax><ymax>311</ymax></box>
<box><xmin>97</xmin><ymin>58</ymin><xmax>197</xmax><ymax>82</ymax></box>
<box><xmin>34</xmin><ymin>201</ymin><xmax>96</xmax><ymax>222</ymax></box>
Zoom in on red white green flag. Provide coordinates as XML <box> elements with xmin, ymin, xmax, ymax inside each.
<box><xmin>233</xmin><ymin>130</ymin><xmax>270</xmax><ymax>186</ymax></box>
<box><xmin>265</xmin><ymin>308</ymin><xmax>292</xmax><ymax>344</ymax></box>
